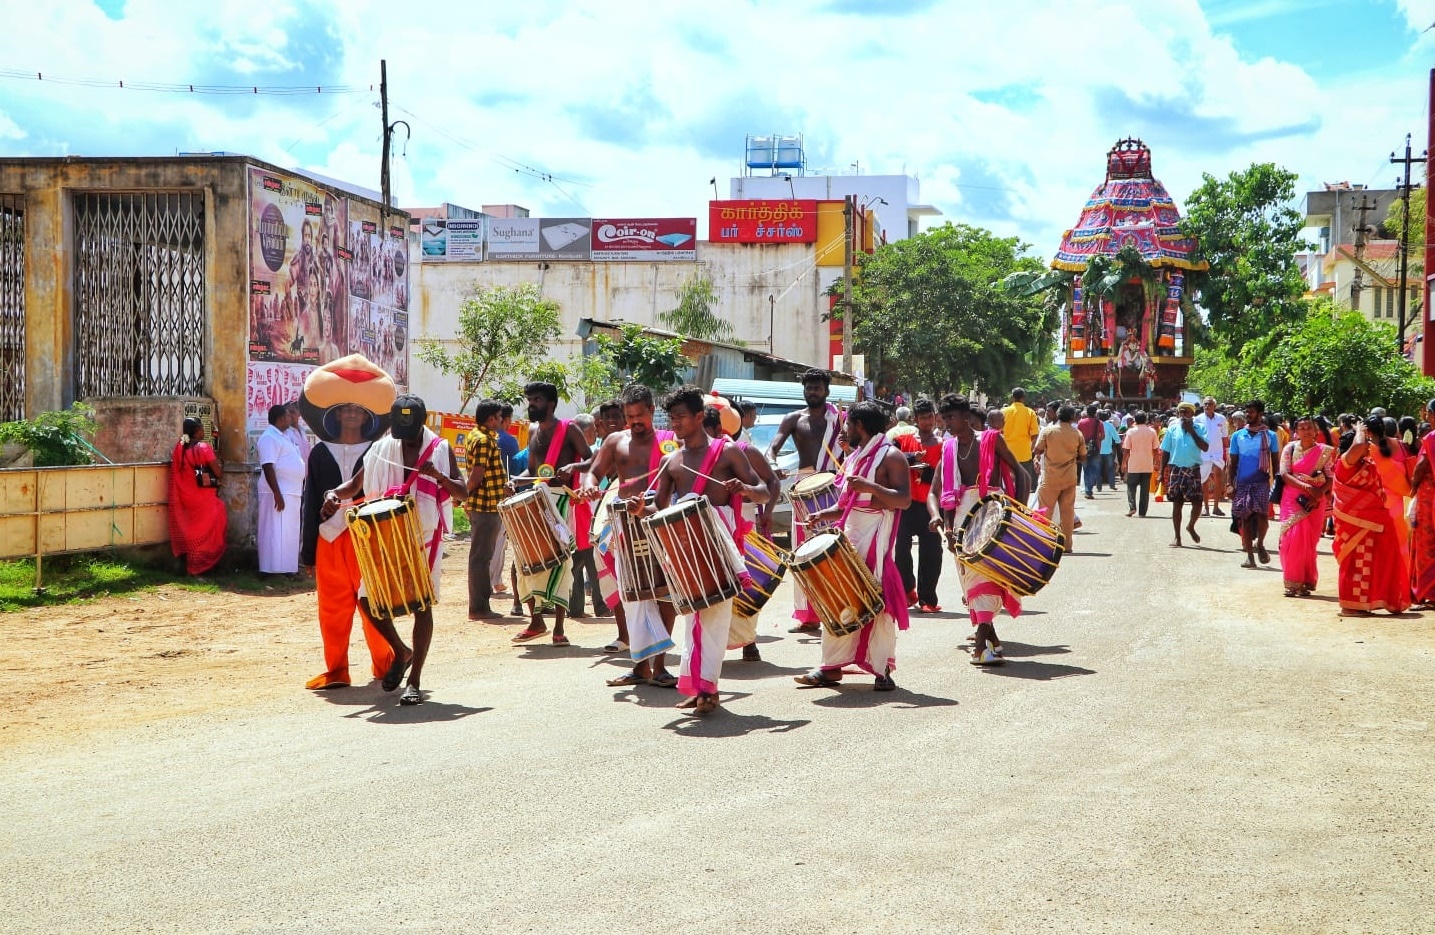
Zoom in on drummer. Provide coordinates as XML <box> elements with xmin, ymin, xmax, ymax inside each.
<box><xmin>793</xmin><ymin>401</ymin><xmax>911</xmax><ymax>692</ymax></box>
<box><xmin>767</xmin><ymin>369</ymin><xmax>845</xmax><ymax>633</ymax></box>
<box><xmin>704</xmin><ymin>402</ymin><xmax>781</xmax><ymax>662</ymax></box>
<box><xmin>648</xmin><ymin>385</ymin><xmax>770</xmax><ymax>715</ymax></box>
<box><xmin>510</xmin><ymin>381</ymin><xmax>593</xmax><ymax>646</ymax></box>
<box><xmin>324</xmin><ymin>395</ymin><xmax>466</xmax><ymax>705</ymax></box>
<box><xmin>580</xmin><ymin>384</ymin><xmax>680</xmax><ymax>688</ymax></box>
<box><xmin>926</xmin><ymin>395</ymin><xmax>1029</xmax><ymax>666</ymax></box>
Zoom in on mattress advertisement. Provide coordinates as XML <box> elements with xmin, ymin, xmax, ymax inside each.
<box><xmin>486</xmin><ymin>217</ymin><xmax>592</xmax><ymax>260</ymax></box>
<box><xmin>590</xmin><ymin>218</ymin><xmax>697</xmax><ymax>261</ymax></box>
<box><xmin>421</xmin><ymin>217</ymin><xmax>485</xmax><ymax>262</ymax></box>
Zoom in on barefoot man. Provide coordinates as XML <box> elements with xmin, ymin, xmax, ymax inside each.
<box><xmin>768</xmin><ymin>369</ymin><xmax>844</xmax><ymax>633</ymax></box>
<box><xmin>511</xmin><ymin>381</ymin><xmax>592</xmax><ymax>647</ymax></box>
<box><xmin>647</xmin><ymin>385</ymin><xmax>769</xmax><ymax>715</ymax></box>
<box><xmin>581</xmin><ymin>384</ymin><xmax>680</xmax><ymax>688</ymax></box>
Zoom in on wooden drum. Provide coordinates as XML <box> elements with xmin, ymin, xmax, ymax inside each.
<box><xmin>788</xmin><ymin>530</ymin><xmax>884</xmax><ymax>637</ymax></box>
<box><xmin>611</xmin><ymin>492</ymin><xmax>667</xmax><ymax>602</ymax></box>
<box><xmin>642</xmin><ymin>496</ymin><xmax>743</xmax><ymax>615</ymax></box>
<box><xmin>346</xmin><ymin>496</ymin><xmax>434</xmax><ymax>618</ymax></box>
<box><xmin>499</xmin><ymin>487</ymin><xmax>571</xmax><ymax>576</ymax></box>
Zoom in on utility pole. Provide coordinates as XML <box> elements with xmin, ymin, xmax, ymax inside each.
<box><xmin>1350</xmin><ymin>194</ymin><xmax>1377</xmax><ymax>312</ymax></box>
<box><xmin>841</xmin><ymin>195</ymin><xmax>853</xmax><ymax>375</ymax></box>
<box><xmin>378</xmin><ymin>59</ymin><xmax>410</xmax><ymax>228</ymax></box>
<box><xmin>1392</xmin><ymin>133</ymin><xmax>1427</xmax><ymax>355</ymax></box>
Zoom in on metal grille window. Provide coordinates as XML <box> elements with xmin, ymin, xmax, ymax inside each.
<box><xmin>0</xmin><ymin>195</ymin><xmax>22</xmax><ymax>422</ymax></box>
<box><xmin>73</xmin><ymin>192</ymin><xmax>206</xmax><ymax>398</ymax></box>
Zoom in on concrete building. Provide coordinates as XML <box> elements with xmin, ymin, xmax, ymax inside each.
<box><xmin>1302</xmin><ymin>182</ymin><xmax>1402</xmax><ymax>292</ymax></box>
<box><xmin>1319</xmin><ymin>240</ymin><xmax>1420</xmax><ymax>330</ymax></box>
<box><xmin>0</xmin><ymin>155</ymin><xmax>409</xmax><ymax>553</ymax></box>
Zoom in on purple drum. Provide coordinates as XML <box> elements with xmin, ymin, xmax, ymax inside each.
<box><xmin>954</xmin><ymin>494</ymin><xmax>1065</xmax><ymax>596</ymax></box>
<box><xmin>733</xmin><ymin>531</ymin><xmax>787</xmax><ymax>618</ymax></box>
<box><xmin>788</xmin><ymin>471</ymin><xmax>839</xmax><ymax>529</ymax></box>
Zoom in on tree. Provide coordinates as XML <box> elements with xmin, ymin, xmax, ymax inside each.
<box><xmin>661</xmin><ymin>272</ymin><xmax>735</xmax><ymax>342</ymax></box>
<box><xmin>1180</xmin><ymin>163</ymin><xmax>1310</xmax><ymax>350</ymax></box>
<box><xmin>596</xmin><ymin>324</ymin><xmax>688</xmax><ymax>393</ymax></box>
<box><xmin>1382</xmin><ymin>184</ymin><xmax>1426</xmax><ymax>257</ymax></box>
<box><xmin>850</xmin><ymin>223</ymin><xmax>1054</xmax><ymax>397</ymax></box>
<box><xmin>415</xmin><ymin>283</ymin><xmax>563</xmax><ymax>413</ymax></box>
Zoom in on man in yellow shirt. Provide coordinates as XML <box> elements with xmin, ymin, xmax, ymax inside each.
<box><xmin>1001</xmin><ymin>387</ymin><xmax>1041</xmax><ymax>491</ymax></box>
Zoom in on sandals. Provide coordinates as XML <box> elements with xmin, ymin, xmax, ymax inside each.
<box><xmin>1257</xmin><ymin>545</ymin><xmax>1271</xmax><ymax>565</ymax></box>
<box><xmin>398</xmin><ymin>685</ymin><xmax>423</xmax><ymax>706</ymax></box>
<box><xmin>511</xmin><ymin>628</ymin><xmax>547</xmax><ymax>644</ymax></box>
<box><xmin>873</xmin><ymin>673</ymin><xmax>896</xmax><ymax>692</ymax></box>
<box><xmin>794</xmin><ymin>668</ymin><xmax>842</xmax><ymax>688</ymax></box>
<box><xmin>606</xmin><ymin>672</ymin><xmax>646</xmax><ymax>687</ymax></box>
<box><xmin>551</xmin><ymin>634</ymin><xmax>571</xmax><ymax>647</ymax></box>
<box><xmin>602</xmin><ymin>640</ymin><xmax>628</xmax><ymax>654</ymax></box>
<box><xmin>647</xmin><ymin>672</ymin><xmax>678</xmax><ymax>689</ymax></box>
<box><xmin>381</xmin><ymin>654</ymin><xmax>412</xmax><ymax>692</ymax></box>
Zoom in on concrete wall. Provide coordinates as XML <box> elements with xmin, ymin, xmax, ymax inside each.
<box><xmin>409</xmin><ymin>240</ymin><xmax>826</xmax><ymax>415</ymax></box>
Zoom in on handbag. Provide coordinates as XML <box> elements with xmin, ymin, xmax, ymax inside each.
<box><xmin>1270</xmin><ymin>473</ymin><xmax>1284</xmax><ymax>503</ymax></box>
<box><xmin>194</xmin><ymin>465</ymin><xmax>218</xmax><ymax>488</ymax></box>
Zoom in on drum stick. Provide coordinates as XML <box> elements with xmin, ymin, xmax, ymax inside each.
<box><xmin>682</xmin><ymin>463</ymin><xmax>728</xmax><ymax>486</ymax></box>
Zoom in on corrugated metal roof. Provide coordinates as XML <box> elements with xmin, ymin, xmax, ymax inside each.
<box><xmin>711</xmin><ymin>377</ymin><xmax>858</xmax><ymax>405</ymax></box>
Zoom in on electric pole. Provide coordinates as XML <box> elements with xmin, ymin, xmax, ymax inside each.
<box><xmin>841</xmin><ymin>194</ymin><xmax>853</xmax><ymax>376</ymax></box>
<box><xmin>378</xmin><ymin>59</ymin><xmax>410</xmax><ymax>228</ymax></box>
<box><xmin>1350</xmin><ymin>193</ymin><xmax>1377</xmax><ymax>311</ymax></box>
<box><xmin>1392</xmin><ymin>133</ymin><xmax>1427</xmax><ymax>355</ymax></box>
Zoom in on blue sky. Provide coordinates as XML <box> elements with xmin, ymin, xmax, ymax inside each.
<box><xmin>1</xmin><ymin>0</ymin><xmax>1432</xmax><ymax>255</ymax></box>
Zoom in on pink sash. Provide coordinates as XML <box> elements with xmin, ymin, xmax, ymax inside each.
<box><xmin>977</xmin><ymin>428</ymin><xmax>1015</xmax><ymax>497</ymax></box>
<box><xmin>384</xmin><ymin>436</ymin><xmax>447</xmax><ymax>563</ymax></box>
<box><xmin>939</xmin><ymin>437</ymin><xmax>967</xmax><ymax>509</ymax></box>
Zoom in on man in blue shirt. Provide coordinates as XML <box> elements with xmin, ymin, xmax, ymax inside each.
<box><xmin>1160</xmin><ymin>401</ymin><xmax>1209</xmax><ymax>547</ymax></box>
<box><xmin>494</xmin><ymin>403</ymin><xmax>522</xmax><ymax>612</ymax></box>
<box><xmin>1227</xmin><ymin>399</ymin><xmax>1280</xmax><ymax>569</ymax></box>
<box><xmin>1100</xmin><ymin>408</ymin><xmax>1120</xmax><ymax>490</ymax></box>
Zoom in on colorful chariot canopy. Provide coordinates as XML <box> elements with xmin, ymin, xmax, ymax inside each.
<box><xmin>1051</xmin><ymin>138</ymin><xmax>1209</xmax><ymax>273</ymax></box>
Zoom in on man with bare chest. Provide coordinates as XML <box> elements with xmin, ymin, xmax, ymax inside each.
<box><xmin>648</xmin><ymin>385</ymin><xmax>769</xmax><ymax>715</ymax></box>
<box><xmin>581</xmin><ymin>384</ymin><xmax>680</xmax><ymax>688</ymax></box>
<box><xmin>768</xmin><ymin>369</ymin><xmax>844</xmax><ymax>632</ymax></box>
<box><xmin>511</xmin><ymin>381</ymin><xmax>592</xmax><ymax>646</ymax></box>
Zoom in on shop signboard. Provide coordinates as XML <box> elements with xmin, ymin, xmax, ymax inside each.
<box><xmin>708</xmin><ymin>199</ymin><xmax>819</xmax><ymax>243</ymax></box>
<box><xmin>486</xmin><ymin>217</ymin><xmax>592</xmax><ymax>260</ymax></box>
<box><xmin>591</xmin><ymin>218</ymin><xmax>697</xmax><ymax>261</ymax></box>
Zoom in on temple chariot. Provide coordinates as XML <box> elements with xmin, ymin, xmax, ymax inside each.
<box><xmin>1051</xmin><ymin>138</ymin><xmax>1207</xmax><ymax>406</ymax></box>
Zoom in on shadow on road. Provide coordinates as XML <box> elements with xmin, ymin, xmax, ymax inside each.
<box><xmin>662</xmin><ymin>709</ymin><xmax>811</xmax><ymax>737</ymax></box>
<box><xmin>1063</xmin><ymin>551</ymin><xmax>1113</xmax><ymax>558</ymax></box>
<box><xmin>997</xmin><ymin>641</ymin><xmax>1072</xmax><ymax>657</ymax></box>
<box><xmin>808</xmin><ymin>687</ymin><xmax>959</xmax><ymax>709</ymax></box>
<box><xmin>343</xmin><ymin>701</ymin><xmax>494</xmax><ymax>724</ymax></box>
<box><xmin>977</xmin><ymin>660</ymin><xmax>1095</xmax><ymax>681</ymax></box>
<box><xmin>719</xmin><ymin>659</ymin><xmax>809</xmax><ymax>679</ymax></box>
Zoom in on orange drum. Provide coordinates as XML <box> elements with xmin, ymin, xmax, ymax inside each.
<box><xmin>642</xmin><ymin>496</ymin><xmax>744</xmax><ymax>614</ymax></box>
<box><xmin>788</xmin><ymin>530</ymin><xmax>885</xmax><ymax>637</ymax></box>
<box><xmin>346</xmin><ymin>496</ymin><xmax>434</xmax><ymax>618</ymax></box>
<box><xmin>611</xmin><ymin>492</ymin><xmax>667</xmax><ymax>602</ymax></box>
<box><xmin>499</xmin><ymin>488</ymin><xmax>571</xmax><ymax>575</ymax></box>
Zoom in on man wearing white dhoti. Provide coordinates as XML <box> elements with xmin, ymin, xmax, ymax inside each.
<box><xmin>256</xmin><ymin>404</ymin><xmax>306</xmax><ymax>574</ymax></box>
<box><xmin>793</xmin><ymin>401</ymin><xmax>911</xmax><ymax>692</ymax></box>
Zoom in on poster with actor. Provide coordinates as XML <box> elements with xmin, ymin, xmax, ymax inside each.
<box><xmin>344</xmin><ymin>202</ymin><xmax>410</xmax><ymax>389</ymax></box>
<box><xmin>247</xmin><ymin>166</ymin><xmax>349</xmax><ymax>364</ymax></box>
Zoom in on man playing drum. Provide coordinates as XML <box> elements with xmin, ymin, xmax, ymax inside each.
<box><xmin>510</xmin><ymin>381</ymin><xmax>593</xmax><ymax>646</ymax></box>
<box><xmin>581</xmin><ymin>384</ymin><xmax>680</xmax><ymax>688</ymax></box>
<box><xmin>927</xmin><ymin>395</ymin><xmax>1031</xmax><ymax>666</ymax></box>
<box><xmin>793</xmin><ymin>401</ymin><xmax>911</xmax><ymax>692</ymax></box>
<box><xmin>768</xmin><ymin>369</ymin><xmax>844</xmax><ymax>633</ymax></box>
<box><xmin>647</xmin><ymin>385</ymin><xmax>769</xmax><ymax>715</ymax></box>
<box><xmin>324</xmin><ymin>395</ymin><xmax>466</xmax><ymax>705</ymax></box>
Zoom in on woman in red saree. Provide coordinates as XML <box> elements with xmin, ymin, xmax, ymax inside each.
<box><xmin>168</xmin><ymin>417</ymin><xmax>227</xmax><ymax>575</ymax></box>
<box><xmin>1332</xmin><ymin>418</ymin><xmax>1410</xmax><ymax>616</ymax></box>
<box><xmin>1409</xmin><ymin>400</ymin><xmax>1435</xmax><ymax>606</ymax></box>
<box><xmin>1277</xmin><ymin>416</ymin><xmax>1333</xmax><ymax>597</ymax></box>
<box><xmin>1367</xmin><ymin>417</ymin><xmax>1412</xmax><ymax>567</ymax></box>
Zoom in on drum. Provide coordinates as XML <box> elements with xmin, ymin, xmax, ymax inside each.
<box><xmin>346</xmin><ymin>496</ymin><xmax>434</xmax><ymax>618</ymax></box>
<box><xmin>611</xmin><ymin>492</ymin><xmax>667</xmax><ymax>602</ymax></box>
<box><xmin>499</xmin><ymin>487</ymin><xmax>571</xmax><ymax>576</ymax></box>
<box><xmin>788</xmin><ymin>531</ymin><xmax>884</xmax><ymax>637</ymax></box>
<box><xmin>788</xmin><ymin>471</ymin><xmax>840</xmax><ymax>529</ymax></box>
<box><xmin>733</xmin><ymin>531</ymin><xmax>787</xmax><ymax>619</ymax></box>
<box><xmin>642</xmin><ymin>496</ymin><xmax>744</xmax><ymax>614</ymax></box>
<box><xmin>955</xmin><ymin>493</ymin><xmax>1065</xmax><ymax>596</ymax></box>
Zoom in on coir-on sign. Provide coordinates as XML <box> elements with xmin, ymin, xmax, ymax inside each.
<box><xmin>709</xmin><ymin>200</ymin><xmax>818</xmax><ymax>243</ymax></box>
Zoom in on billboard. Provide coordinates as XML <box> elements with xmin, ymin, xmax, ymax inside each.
<box><xmin>487</xmin><ymin>217</ymin><xmax>592</xmax><ymax>260</ymax></box>
<box><xmin>246</xmin><ymin>166</ymin><xmax>410</xmax><ymax>389</ymax></box>
<box><xmin>709</xmin><ymin>200</ymin><xmax>819</xmax><ymax>243</ymax></box>
<box><xmin>421</xmin><ymin>217</ymin><xmax>485</xmax><ymax>262</ymax></box>
<box><xmin>591</xmin><ymin>218</ymin><xmax>697</xmax><ymax>261</ymax></box>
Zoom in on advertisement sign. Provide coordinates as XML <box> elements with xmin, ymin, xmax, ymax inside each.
<box><xmin>487</xmin><ymin>217</ymin><xmax>592</xmax><ymax>260</ymax></box>
<box><xmin>246</xmin><ymin>166</ymin><xmax>410</xmax><ymax>390</ymax></box>
<box><xmin>591</xmin><ymin>218</ymin><xmax>697</xmax><ymax>261</ymax></box>
<box><xmin>421</xmin><ymin>217</ymin><xmax>484</xmax><ymax>262</ymax></box>
<box><xmin>245</xmin><ymin>361</ymin><xmax>315</xmax><ymax>458</ymax></box>
<box><xmin>709</xmin><ymin>200</ymin><xmax>819</xmax><ymax>243</ymax></box>
<box><xmin>427</xmin><ymin>412</ymin><xmax>478</xmax><ymax>471</ymax></box>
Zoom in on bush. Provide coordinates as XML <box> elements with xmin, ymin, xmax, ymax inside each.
<box><xmin>0</xmin><ymin>403</ymin><xmax>98</xmax><ymax>467</ymax></box>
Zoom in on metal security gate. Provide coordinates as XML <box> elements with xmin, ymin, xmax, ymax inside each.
<box><xmin>0</xmin><ymin>195</ymin><xmax>22</xmax><ymax>422</ymax></box>
<box><xmin>73</xmin><ymin>192</ymin><xmax>206</xmax><ymax>399</ymax></box>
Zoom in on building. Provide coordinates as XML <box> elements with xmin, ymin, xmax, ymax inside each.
<box><xmin>0</xmin><ymin>155</ymin><xmax>410</xmax><ymax>551</ymax></box>
<box><xmin>1303</xmin><ymin>181</ymin><xmax>1402</xmax><ymax>291</ymax></box>
<box><xmin>1319</xmin><ymin>240</ymin><xmax>1420</xmax><ymax>329</ymax></box>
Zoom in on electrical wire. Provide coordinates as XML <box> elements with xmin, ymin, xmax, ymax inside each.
<box><xmin>0</xmin><ymin>67</ymin><xmax>368</xmax><ymax>95</ymax></box>
<box><xmin>388</xmin><ymin>101</ymin><xmax>593</xmax><ymax>189</ymax></box>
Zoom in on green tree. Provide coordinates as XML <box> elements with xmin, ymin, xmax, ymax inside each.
<box><xmin>415</xmin><ymin>283</ymin><xmax>563</xmax><ymax>414</ymax></box>
<box><xmin>1382</xmin><ymin>184</ymin><xmax>1426</xmax><ymax>257</ymax></box>
<box><xmin>1181</xmin><ymin>163</ymin><xmax>1309</xmax><ymax>350</ymax></box>
<box><xmin>0</xmin><ymin>403</ymin><xmax>98</xmax><ymax>466</ymax></box>
<box><xmin>596</xmin><ymin>324</ymin><xmax>689</xmax><ymax>393</ymax></box>
<box><xmin>851</xmin><ymin>223</ymin><xmax>1054</xmax><ymax>397</ymax></box>
<box><xmin>1186</xmin><ymin>344</ymin><xmax>1242</xmax><ymax>404</ymax></box>
<box><xmin>661</xmin><ymin>272</ymin><xmax>735</xmax><ymax>341</ymax></box>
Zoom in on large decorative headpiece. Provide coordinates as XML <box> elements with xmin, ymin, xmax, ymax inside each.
<box><xmin>299</xmin><ymin>354</ymin><xmax>396</xmax><ymax>442</ymax></box>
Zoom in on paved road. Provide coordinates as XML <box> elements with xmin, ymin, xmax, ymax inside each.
<box><xmin>4</xmin><ymin>489</ymin><xmax>1433</xmax><ymax>934</ymax></box>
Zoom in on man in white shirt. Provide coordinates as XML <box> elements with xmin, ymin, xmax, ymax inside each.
<box><xmin>1195</xmin><ymin>396</ymin><xmax>1229</xmax><ymax>517</ymax></box>
<box><xmin>256</xmin><ymin>404</ymin><xmax>306</xmax><ymax>574</ymax></box>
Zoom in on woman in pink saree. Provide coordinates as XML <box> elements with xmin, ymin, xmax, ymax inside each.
<box><xmin>1332</xmin><ymin>418</ymin><xmax>1410</xmax><ymax>616</ymax></box>
<box><xmin>168</xmin><ymin>417</ymin><xmax>227</xmax><ymax>575</ymax></box>
<box><xmin>1409</xmin><ymin>400</ymin><xmax>1435</xmax><ymax>606</ymax></box>
<box><xmin>1277</xmin><ymin>416</ymin><xmax>1334</xmax><ymax>597</ymax></box>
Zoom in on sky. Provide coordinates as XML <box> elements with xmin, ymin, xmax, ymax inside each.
<box><xmin>2</xmin><ymin>0</ymin><xmax>1433</xmax><ymax>256</ymax></box>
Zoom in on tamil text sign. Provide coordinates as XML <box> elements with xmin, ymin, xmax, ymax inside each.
<box><xmin>709</xmin><ymin>200</ymin><xmax>818</xmax><ymax>243</ymax></box>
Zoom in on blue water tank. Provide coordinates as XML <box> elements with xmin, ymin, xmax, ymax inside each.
<box><xmin>773</xmin><ymin>135</ymin><xmax>804</xmax><ymax>169</ymax></box>
<box><xmin>746</xmin><ymin>135</ymin><xmax>775</xmax><ymax>169</ymax></box>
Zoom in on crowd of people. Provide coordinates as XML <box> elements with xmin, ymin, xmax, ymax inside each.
<box><xmin>168</xmin><ymin>355</ymin><xmax>1430</xmax><ymax>714</ymax></box>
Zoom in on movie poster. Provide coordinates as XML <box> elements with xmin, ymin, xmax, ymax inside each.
<box><xmin>247</xmin><ymin>165</ymin><xmax>410</xmax><ymax>389</ymax></box>
<box><xmin>244</xmin><ymin>361</ymin><xmax>315</xmax><ymax>459</ymax></box>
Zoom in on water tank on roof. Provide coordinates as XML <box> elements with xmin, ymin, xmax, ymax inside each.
<box><xmin>746</xmin><ymin>135</ymin><xmax>775</xmax><ymax>169</ymax></box>
<box><xmin>773</xmin><ymin>135</ymin><xmax>805</xmax><ymax>169</ymax></box>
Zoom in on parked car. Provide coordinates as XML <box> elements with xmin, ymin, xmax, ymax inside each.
<box><xmin>746</xmin><ymin>414</ymin><xmax>801</xmax><ymax>541</ymax></box>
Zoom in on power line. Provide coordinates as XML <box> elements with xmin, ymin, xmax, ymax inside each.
<box><xmin>0</xmin><ymin>67</ymin><xmax>369</xmax><ymax>95</ymax></box>
<box><xmin>387</xmin><ymin>101</ymin><xmax>594</xmax><ymax>189</ymax></box>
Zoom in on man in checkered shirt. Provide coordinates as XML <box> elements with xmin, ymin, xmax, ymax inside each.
<box><xmin>464</xmin><ymin>399</ymin><xmax>509</xmax><ymax>620</ymax></box>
